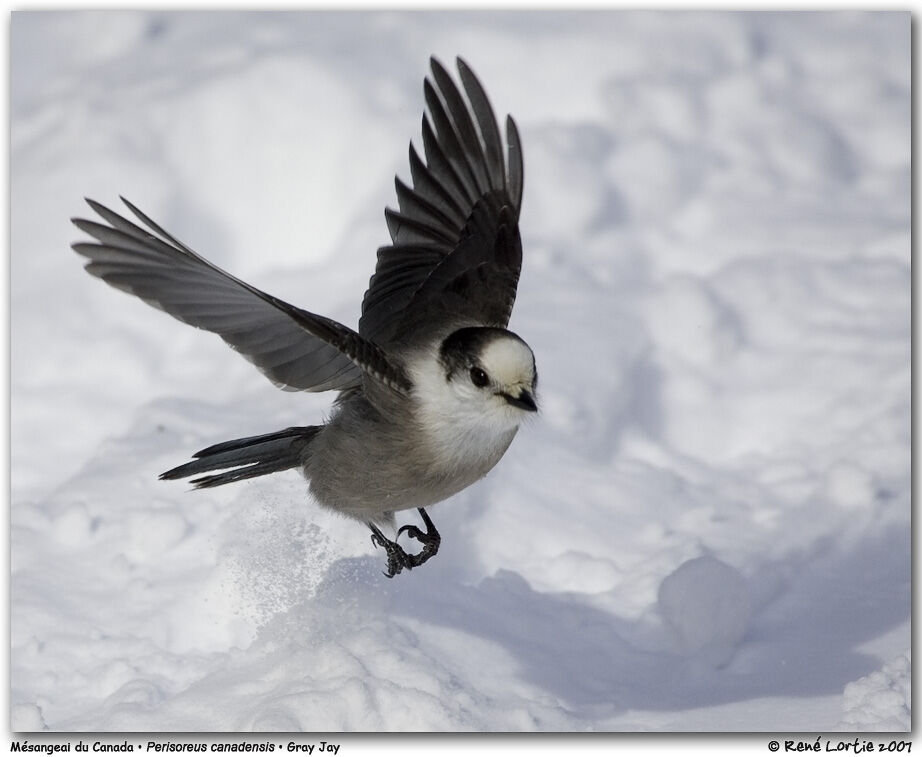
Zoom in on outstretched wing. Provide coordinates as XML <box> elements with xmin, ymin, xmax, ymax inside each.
<box><xmin>359</xmin><ymin>56</ymin><xmax>524</xmax><ymax>348</ymax></box>
<box><xmin>72</xmin><ymin>198</ymin><xmax>410</xmax><ymax>394</ymax></box>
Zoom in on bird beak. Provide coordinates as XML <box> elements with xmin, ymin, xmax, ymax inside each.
<box><xmin>502</xmin><ymin>388</ymin><xmax>538</xmax><ymax>412</ymax></box>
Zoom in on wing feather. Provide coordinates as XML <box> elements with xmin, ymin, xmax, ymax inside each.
<box><xmin>457</xmin><ymin>58</ymin><xmax>506</xmax><ymax>193</ymax></box>
<box><xmin>429</xmin><ymin>58</ymin><xmax>494</xmax><ymax>195</ymax></box>
<box><xmin>360</xmin><ymin>57</ymin><xmax>524</xmax><ymax>347</ymax></box>
<box><xmin>72</xmin><ymin>199</ymin><xmax>409</xmax><ymax>394</ymax></box>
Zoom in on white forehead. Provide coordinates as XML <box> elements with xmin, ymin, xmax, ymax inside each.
<box><xmin>480</xmin><ymin>336</ymin><xmax>535</xmax><ymax>385</ymax></box>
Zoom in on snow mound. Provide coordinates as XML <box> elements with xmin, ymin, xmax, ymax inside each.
<box><xmin>838</xmin><ymin>650</ymin><xmax>911</xmax><ymax>731</ymax></box>
<box><xmin>657</xmin><ymin>555</ymin><xmax>752</xmax><ymax>668</ymax></box>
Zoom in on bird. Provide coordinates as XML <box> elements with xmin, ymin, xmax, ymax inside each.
<box><xmin>71</xmin><ymin>56</ymin><xmax>536</xmax><ymax>578</ymax></box>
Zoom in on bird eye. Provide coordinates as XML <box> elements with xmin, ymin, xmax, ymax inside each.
<box><xmin>469</xmin><ymin>366</ymin><xmax>489</xmax><ymax>387</ymax></box>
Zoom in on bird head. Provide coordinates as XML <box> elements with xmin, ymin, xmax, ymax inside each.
<box><xmin>437</xmin><ymin>326</ymin><xmax>538</xmax><ymax>429</ymax></box>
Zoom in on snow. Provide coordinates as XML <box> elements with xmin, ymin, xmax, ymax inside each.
<box><xmin>657</xmin><ymin>556</ymin><xmax>752</xmax><ymax>668</ymax></box>
<box><xmin>10</xmin><ymin>10</ymin><xmax>910</xmax><ymax>734</ymax></box>
<box><xmin>838</xmin><ymin>650</ymin><xmax>911</xmax><ymax>732</ymax></box>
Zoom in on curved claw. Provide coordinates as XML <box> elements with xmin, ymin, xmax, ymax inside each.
<box><xmin>396</xmin><ymin>524</ymin><xmax>424</xmax><ymax>542</ymax></box>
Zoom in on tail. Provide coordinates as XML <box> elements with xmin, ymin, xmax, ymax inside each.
<box><xmin>160</xmin><ymin>426</ymin><xmax>321</xmax><ymax>489</ymax></box>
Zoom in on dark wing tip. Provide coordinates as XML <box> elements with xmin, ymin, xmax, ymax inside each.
<box><xmin>119</xmin><ymin>195</ymin><xmax>140</xmax><ymax>214</ymax></box>
<box><xmin>118</xmin><ymin>195</ymin><xmax>149</xmax><ymax>224</ymax></box>
<box><xmin>429</xmin><ymin>55</ymin><xmax>447</xmax><ymax>75</ymax></box>
<box><xmin>84</xmin><ymin>197</ymin><xmax>110</xmax><ymax>216</ymax></box>
<box><xmin>70</xmin><ymin>217</ymin><xmax>98</xmax><ymax>234</ymax></box>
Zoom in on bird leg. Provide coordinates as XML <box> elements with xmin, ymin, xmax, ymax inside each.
<box><xmin>368</xmin><ymin>508</ymin><xmax>441</xmax><ymax>578</ymax></box>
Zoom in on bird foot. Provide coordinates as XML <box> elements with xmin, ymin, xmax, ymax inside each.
<box><xmin>368</xmin><ymin>508</ymin><xmax>441</xmax><ymax>578</ymax></box>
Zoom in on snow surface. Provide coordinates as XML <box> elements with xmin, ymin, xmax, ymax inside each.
<box><xmin>10</xmin><ymin>10</ymin><xmax>910</xmax><ymax>732</ymax></box>
<box><xmin>838</xmin><ymin>650</ymin><xmax>911</xmax><ymax>732</ymax></box>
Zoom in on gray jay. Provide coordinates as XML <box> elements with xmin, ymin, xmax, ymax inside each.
<box><xmin>72</xmin><ymin>57</ymin><xmax>536</xmax><ymax>577</ymax></box>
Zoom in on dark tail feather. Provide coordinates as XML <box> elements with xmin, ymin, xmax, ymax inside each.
<box><xmin>160</xmin><ymin>426</ymin><xmax>321</xmax><ymax>489</ymax></box>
